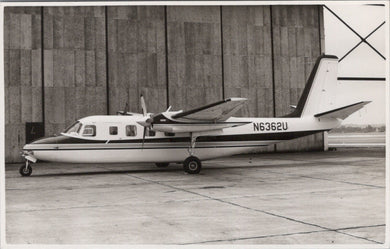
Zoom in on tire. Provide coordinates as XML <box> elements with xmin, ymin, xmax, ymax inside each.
<box><xmin>19</xmin><ymin>165</ymin><xmax>32</xmax><ymax>177</ymax></box>
<box><xmin>183</xmin><ymin>156</ymin><xmax>202</xmax><ymax>174</ymax></box>
<box><xmin>155</xmin><ymin>162</ymin><xmax>169</xmax><ymax>168</ymax></box>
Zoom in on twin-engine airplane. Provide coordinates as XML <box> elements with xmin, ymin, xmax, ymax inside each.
<box><xmin>20</xmin><ymin>55</ymin><xmax>370</xmax><ymax>176</ymax></box>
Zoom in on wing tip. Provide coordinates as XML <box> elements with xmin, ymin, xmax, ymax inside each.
<box><xmin>226</xmin><ymin>97</ymin><xmax>248</xmax><ymax>102</ymax></box>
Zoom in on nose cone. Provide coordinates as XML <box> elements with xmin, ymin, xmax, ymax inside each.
<box><xmin>30</xmin><ymin>136</ymin><xmax>61</xmax><ymax>144</ymax></box>
<box><xmin>23</xmin><ymin>135</ymin><xmax>69</xmax><ymax>150</ymax></box>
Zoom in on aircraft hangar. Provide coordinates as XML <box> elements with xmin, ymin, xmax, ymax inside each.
<box><xmin>4</xmin><ymin>5</ymin><xmax>324</xmax><ymax>162</ymax></box>
<box><xmin>3</xmin><ymin>4</ymin><xmax>387</xmax><ymax>246</ymax></box>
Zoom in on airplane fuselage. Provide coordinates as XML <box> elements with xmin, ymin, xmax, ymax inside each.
<box><xmin>23</xmin><ymin>115</ymin><xmax>340</xmax><ymax>164</ymax></box>
<box><xmin>19</xmin><ymin>55</ymin><xmax>367</xmax><ymax>176</ymax></box>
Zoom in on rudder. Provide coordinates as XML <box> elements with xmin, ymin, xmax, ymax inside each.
<box><xmin>285</xmin><ymin>55</ymin><xmax>339</xmax><ymax>117</ymax></box>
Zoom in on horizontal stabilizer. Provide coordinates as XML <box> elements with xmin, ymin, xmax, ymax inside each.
<box><xmin>314</xmin><ymin>101</ymin><xmax>371</xmax><ymax>120</ymax></box>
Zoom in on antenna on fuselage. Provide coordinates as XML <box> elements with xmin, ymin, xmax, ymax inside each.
<box><xmin>117</xmin><ymin>102</ymin><xmax>130</xmax><ymax>115</ymax></box>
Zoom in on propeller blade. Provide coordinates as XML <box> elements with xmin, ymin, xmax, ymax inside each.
<box><xmin>142</xmin><ymin>126</ymin><xmax>147</xmax><ymax>150</ymax></box>
<box><xmin>140</xmin><ymin>94</ymin><xmax>147</xmax><ymax>116</ymax></box>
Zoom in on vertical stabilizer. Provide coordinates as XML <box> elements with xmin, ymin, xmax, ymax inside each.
<box><xmin>285</xmin><ymin>55</ymin><xmax>339</xmax><ymax>117</ymax></box>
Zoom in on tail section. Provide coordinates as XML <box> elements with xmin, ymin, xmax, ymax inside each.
<box><xmin>285</xmin><ymin>54</ymin><xmax>370</xmax><ymax>119</ymax></box>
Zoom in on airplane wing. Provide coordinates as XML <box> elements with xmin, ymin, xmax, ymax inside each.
<box><xmin>137</xmin><ymin>98</ymin><xmax>250</xmax><ymax>133</ymax></box>
<box><xmin>171</xmin><ymin>97</ymin><xmax>247</xmax><ymax>121</ymax></box>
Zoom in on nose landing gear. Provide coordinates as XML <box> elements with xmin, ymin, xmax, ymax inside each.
<box><xmin>19</xmin><ymin>161</ymin><xmax>32</xmax><ymax>177</ymax></box>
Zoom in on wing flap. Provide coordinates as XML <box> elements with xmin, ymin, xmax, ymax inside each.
<box><xmin>314</xmin><ymin>101</ymin><xmax>370</xmax><ymax>120</ymax></box>
<box><xmin>152</xmin><ymin>121</ymin><xmax>251</xmax><ymax>133</ymax></box>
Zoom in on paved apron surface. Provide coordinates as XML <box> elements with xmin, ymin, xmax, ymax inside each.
<box><xmin>5</xmin><ymin>148</ymin><xmax>386</xmax><ymax>245</ymax></box>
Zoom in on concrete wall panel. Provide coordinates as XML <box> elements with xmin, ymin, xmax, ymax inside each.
<box><xmin>222</xmin><ymin>6</ymin><xmax>274</xmax><ymax>152</ymax></box>
<box><xmin>43</xmin><ymin>7</ymin><xmax>107</xmax><ymax>135</ymax></box>
<box><xmin>107</xmin><ymin>6</ymin><xmax>166</xmax><ymax>114</ymax></box>
<box><xmin>272</xmin><ymin>5</ymin><xmax>323</xmax><ymax>152</ymax></box>
<box><xmin>4</xmin><ymin>5</ymin><xmax>325</xmax><ymax>162</ymax></box>
<box><xmin>167</xmin><ymin>6</ymin><xmax>222</xmax><ymax>111</ymax></box>
<box><xmin>222</xmin><ymin>6</ymin><xmax>273</xmax><ymax>119</ymax></box>
<box><xmin>4</xmin><ymin>7</ymin><xmax>42</xmax><ymax>162</ymax></box>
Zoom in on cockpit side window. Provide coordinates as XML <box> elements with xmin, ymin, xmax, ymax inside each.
<box><xmin>126</xmin><ymin>125</ymin><xmax>137</xmax><ymax>136</ymax></box>
<box><xmin>64</xmin><ymin>121</ymin><xmax>82</xmax><ymax>134</ymax></box>
<box><xmin>82</xmin><ymin>125</ymin><xmax>96</xmax><ymax>137</ymax></box>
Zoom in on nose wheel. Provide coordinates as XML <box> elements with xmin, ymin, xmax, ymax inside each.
<box><xmin>19</xmin><ymin>161</ymin><xmax>32</xmax><ymax>177</ymax></box>
<box><xmin>183</xmin><ymin>156</ymin><xmax>202</xmax><ymax>174</ymax></box>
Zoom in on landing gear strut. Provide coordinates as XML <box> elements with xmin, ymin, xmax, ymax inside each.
<box><xmin>183</xmin><ymin>133</ymin><xmax>202</xmax><ymax>174</ymax></box>
<box><xmin>19</xmin><ymin>161</ymin><xmax>32</xmax><ymax>177</ymax></box>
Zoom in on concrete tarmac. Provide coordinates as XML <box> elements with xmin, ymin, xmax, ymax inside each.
<box><xmin>328</xmin><ymin>133</ymin><xmax>385</xmax><ymax>147</ymax></box>
<box><xmin>5</xmin><ymin>148</ymin><xmax>386</xmax><ymax>245</ymax></box>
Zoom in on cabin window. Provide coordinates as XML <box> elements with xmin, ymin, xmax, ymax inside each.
<box><xmin>126</xmin><ymin>125</ymin><xmax>137</xmax><ymax>136</ymax></box>
<box><xmin>164</xmin><ymin>132</ymin><xmax>175</xmax><ymax>137</ymax></box>
<box><xmin>146</xmin><ymin>129</ymin><xmax>155</xmax><ymax>137</ymax></box>
<box><xmin>109</xmin><ymin>126</ymin><xmax>118</xmax><ymax>135</ymax></box>
<box><xmin>82</xmin><ymin>125</ymin><xmax>96</xmax><ymax>137</ymax></box>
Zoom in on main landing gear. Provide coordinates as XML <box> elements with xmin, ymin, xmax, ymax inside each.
<box><xmin>183</xmin><ymin>133</ymin><xmax>202</xmax><ymax>174</ymax></box>
<box><xmin>19</xmin><ymin>160</ymin><xmax>32</xmax><ymax>177</ymax></box>
<box><xmin>183</xmin><ymin>156</ymin><xmax>202</xmax><ymax>174</ymax></box>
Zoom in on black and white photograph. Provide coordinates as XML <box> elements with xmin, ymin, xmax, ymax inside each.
<box><xmin>1</xmin><ymin>0</ymin><xmax>388</xmax><ymax>247</ymax></box>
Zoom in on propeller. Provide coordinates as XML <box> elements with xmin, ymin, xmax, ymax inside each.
<box><xmin>138</xmin><ymin>94</ymin><xmax>171</xmax><ymax>149</ymax></box>
<box><xmin>139</xmin><ymin>94</ymin><xmax>153</xmax><ymax>150</ymax></box>
<box><xmin>140</xmin><ymin>94</ymin><xmax>147</xmax><ymax>116</ymax></box>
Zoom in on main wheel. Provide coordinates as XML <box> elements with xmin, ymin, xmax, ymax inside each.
<box><xmin>155</xmin><ymin>162</ymin><xmax>169</xmax><ymax>168</ymax></box>
<box><xmin>183</xmin><ymin>156</ymin><xmax>202</xmax><ymax>174</ymax></box>
<box><xmin>19</xmin><ymin>164</ymin><xmax>32</xmax><ymax>177</ymax></box>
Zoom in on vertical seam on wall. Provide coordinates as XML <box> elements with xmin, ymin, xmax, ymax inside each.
<box><xmin>270</xmin><ymin>5</ymin><xmax>277</xmax><ymax>152</ymax></box>
<box><xmin>318</xmin><ymin>5</ymin><xmax>325</xmax><ymax>150</ymax></box>
<box><xmin>41</xmin><ymin>7</ymin><xmax>45</xmax><ymax>134</ymax></box>
<box><xmin>105</xmin><ymin>6</ymin><xmax>110</xmax><ymax>115</ymax></box>
<box><xmin>164</xmin><ymin>6</ymin><xmax>169</xmax><ymax>108</ymax></box>
<box><xmin>270</xmin><ymin>6</ymin><xmax>276</xmax><ymax>118</ymax></box>
<box><xmin>318</xmin><ymin>5</ymin><xmax>322</xmax><ymax>54</ymax></box>
<box><xmin>220</xmin><ymin>6</ymin><xmax>225</xmax><ymax>99</ymax></box>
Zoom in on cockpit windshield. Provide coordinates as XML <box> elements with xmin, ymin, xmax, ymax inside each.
<box><xmin>63</xmin><ymin>121</ymin><xmax>82</xmax><ymax>135</ymax></box>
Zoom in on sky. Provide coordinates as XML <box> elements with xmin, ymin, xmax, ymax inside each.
<box><xmin>323</xmin><ymin>4</ymin><xmax>387</xmax><ymax>125</ymax></box>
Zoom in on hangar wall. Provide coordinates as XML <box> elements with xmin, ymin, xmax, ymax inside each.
<box><xmin>4</xmin><ymin>5</ymin><xmax>324</xmax><ymax>163</ymax></box>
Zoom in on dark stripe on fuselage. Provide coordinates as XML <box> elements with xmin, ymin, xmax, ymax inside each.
<box><xmin>25</xmin><ymin>144</ymin><xmax>269</xmax><ymax>151</ymax></box>
<box><xmin>31</xmin><ymin>129</ymin><xmax>329</xmax><ymax>145</ymax></box>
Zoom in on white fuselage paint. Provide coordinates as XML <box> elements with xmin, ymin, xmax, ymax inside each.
<box><xmin>23</xmin><ymin>115</ymin><xmax>341</xmax><ymax>164</ymax></box>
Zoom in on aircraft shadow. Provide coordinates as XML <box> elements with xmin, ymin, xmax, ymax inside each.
<box><xmin>27</xmin><ymin>162</ymin><xmax>320</xmax><ymax>178</ymax></box>
<box><xmin>30</xmin><ymin>167</ymin><xmax>184</xmax><ymax>177</ymax></box>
